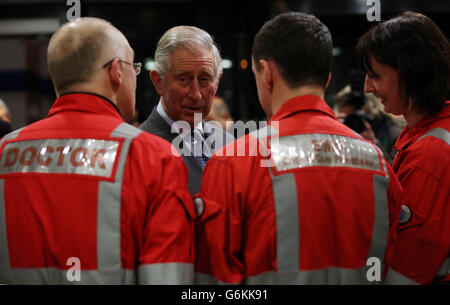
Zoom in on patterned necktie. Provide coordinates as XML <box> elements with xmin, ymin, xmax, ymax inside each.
<box><xmin>191</xmin><ymin>129</ymin><xmax>210</xmax><ymax>169</ymax></box>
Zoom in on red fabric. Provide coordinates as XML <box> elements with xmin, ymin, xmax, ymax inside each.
<box><xmin>390</xmin><ymin>102</ymin><xmax>450</xmax><ymax>284</ymax></box>
<box><xmin>195</xmin><ymin>95</ymin><xmax>402</xmax><ymax>283</ymax></box>
<box><xmin>0</xmin><ymin>93</ymin><xmax>194</xmax><ymax>271</ymax></box>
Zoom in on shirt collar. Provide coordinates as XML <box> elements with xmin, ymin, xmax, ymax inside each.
<box><xmin>394</xmin><ymin>101</ymin><xmax>450</xmax><ymax>151</ymax></box>
<box><xmin>269</xmin><ymin>94</ymin><xmax>336</xmax><ymax>123</ymax></box>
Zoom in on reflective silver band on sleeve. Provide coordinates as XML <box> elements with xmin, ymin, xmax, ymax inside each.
<box><xmin>0</xmin><ymin>267</ymin><xmax>136</xmax><ymax>284</ymax></box>
<box><xmin>384</xmin><ymin>268</ymin><xmax>421</xmax><ymax>285</ymax></box>
<box><xmin>246</xmin><ymin>267</ymin><xmax>368</xmax><ymax>285</ymax></box>
<box><xmin>138</xmin><ymin>262</ymin><xmax>193</xmax><ymax>285</ymax></box>
<box><xmin>194</xmin><ymin>272</ymin><xmax>241</xmax><ymax>285</ymax></box>
<box><xmin>417</xmin><ymin>128</ymin><xmax>450</xmax><ymax>145</ymax></box>
<box><xmin>97</xmin><ymin>123</ymin><xmax>142</xmax><ymax>277</ymax></box>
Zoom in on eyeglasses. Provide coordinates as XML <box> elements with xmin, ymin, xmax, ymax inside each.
<box><xmin>103</xmin><ymin>58</ymin><xmax>142</xmax><ymax>75</ymax></box>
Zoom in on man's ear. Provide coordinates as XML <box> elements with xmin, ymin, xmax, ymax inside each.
<box><xmin>325</xmin><ymin>72</ymin><xmax>332</xmax><ymax>90</ymax></box>
<box><xmin>214</xmin><ymin>71</ymin><xmax>223</xmax><ymax>92</ymax></box>
<box><xmin>150</xmin><ymin>70</ymin><xmax>165</xmax><ymax>95</ymax></box>
<box><xmin>260</xmin><ymin>59</ymin><xmax>273</xmax><ymax>94</ymax></box>
<box><xmin>108</xmin><ymin>58</ymin><xmax>123</xmax><ymax>87</ymax></box>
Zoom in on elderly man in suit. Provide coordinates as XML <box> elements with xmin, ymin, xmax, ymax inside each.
<box><xmin>140</xmin><ymin>26</ymin><xmax>233</xmax><ymax>195</ymax></box>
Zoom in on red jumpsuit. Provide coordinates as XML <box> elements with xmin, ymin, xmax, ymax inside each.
<box><xmin>386</xmin><ymin>102</ymin><xmax>450</xmax><ymax>285</ymax></box>
<box><xmin>0</xmin><ymin>93</ymin><xmax>195</xmax><ymax>284</ymax></box>
<box><xmin>195</xmin><ymin>95</ymin><xmax>402</xmax><ymax>284</ymax></box>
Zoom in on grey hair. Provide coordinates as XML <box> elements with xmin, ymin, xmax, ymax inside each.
<box><xmin>154</xmin><ymin>25</ymin><xmax>223</xmax><ymax>80</ymax></box>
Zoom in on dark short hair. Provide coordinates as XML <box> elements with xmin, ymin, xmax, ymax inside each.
<box><xmin>355</xmin><ymin>11</ymin><xmax>450</xmax><ymax>115</ymax></box>
<box><xmin>252</xmin><ymin>12</ymin><xmax>333</xmax><ymax>89</ymax></box>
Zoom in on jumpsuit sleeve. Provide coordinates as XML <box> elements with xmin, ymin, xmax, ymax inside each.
<box><xmin>194</xmin><ymin>157</ymin><xmax>245</xmax><ymax>284</ymax></box>
<box><xmin>386</xmin><ymin>167</ymin><xmax>450</xmax><ymax>284</ymax></box>
<box><xmin>137</xmin><ymin>148</ymin><xmax>195</xmax><ymax>285</ymax></box>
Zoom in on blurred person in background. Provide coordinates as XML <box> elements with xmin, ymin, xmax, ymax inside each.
<box><xmin>356</xmin><ymin>11</ymin><xmax>450</xmax><ymax>284</ymax></box>
<box><xmin>0</xmin><ymin>98</ymin><xmax>12</xmax><ymax>138</ymax></box>
<box><xmin>0</xmin><ymin>17</ymin><xmax>194</xmax><ymax>284</ymax></box>
<box><xmin>334</xmin><ymin>84</ymin><xmax>405</xmax><ymax>164</ymax></box>
<box><xmin>205</xmin><ymin>95</ymin><xmax>234</xmax><ymax>131</ymax></box>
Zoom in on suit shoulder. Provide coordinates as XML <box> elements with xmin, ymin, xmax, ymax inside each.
<box><xmin>133</xmin><ymin>129</ymin><xmax>178</xmax><ymax>155</ymax></box>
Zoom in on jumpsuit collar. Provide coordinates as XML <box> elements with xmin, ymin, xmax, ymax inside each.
<box><xmin>269</xmin><ymin>94</ymin><xmax>336</xmax><ymax>123</ymax></box>
<box><xmin>394</xmin><ymin>101</ymin><xmax>450</xmax><ymax>151</ymax></box>
<box><xmin>48</xmin><ymin>92</ymin><xmax>123</xmax><ymax>120</ymax></box>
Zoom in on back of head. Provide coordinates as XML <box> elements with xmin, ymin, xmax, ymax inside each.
<box><xmin>48</xmin><ymin>17</ymin><xmax>126</xmax><ymax>96</ymax></box>
<box><xmin>355</xmin><ymin>11</ymin><xmax>450</xmax><ymax>115</ymax></box>
<box><xmin>154</xmin><ymin>25</ymin><xmax>223</xmax><ymax>80</ymax></box>
<box><xmin>252</xmin><ymin>12</ymin><xmax>333</xmax><ymax>89</ymax></box>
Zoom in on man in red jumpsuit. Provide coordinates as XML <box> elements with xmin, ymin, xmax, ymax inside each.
<box><xmin>356</xmin><ymin>11</ymin><xmax>450</xmax><ymax>284</ymax></box>
<box><xmin>194</xmin><ymin>12</ymin><xmax>403</xmax><ymax>284</ymax></box>
<box><xmin>0</xmin><ymin>17</ymin><xmax>194</xmax><ymax>284</ymax></box>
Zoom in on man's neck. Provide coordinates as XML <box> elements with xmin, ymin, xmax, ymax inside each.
<box><xmin>62</xmin><ymin>82</ymin><xmax>117</xmax><ymax>106</ymax></box>
<box><xmin>270</xmin><ymin>85</ymin><xmax>325</xmax><ymax>118</ymax></box>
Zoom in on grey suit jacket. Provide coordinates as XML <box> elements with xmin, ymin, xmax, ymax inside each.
<box><xmin>139</xmin><ymin>107</ymin><xmax>234</xmax><ymax>195</ymax></box>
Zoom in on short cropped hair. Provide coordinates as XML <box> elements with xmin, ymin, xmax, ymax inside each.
<box><xmin>154</xmin><ymin>26</ymin><xmax>223</xmax><ymax>80</ymax></box>
<box><xmin>47</xmin><ymin>17</ymin><xmax>115</xmax><ymax>94</ymax></box>
<box><xmin>355</xmin><ymin>11</ymin><xmax>450</xmax><ymax>115</ymax></box>
<box><xmin>252</xmin><ymin>12</ymin><xmax>333</xmax><ymax>89</ymax></box>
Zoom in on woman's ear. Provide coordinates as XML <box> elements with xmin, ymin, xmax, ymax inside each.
<box><xmin>150</xmin><ymin>70</ymin><xmax>165</xmax><ymax>96</ymax></box>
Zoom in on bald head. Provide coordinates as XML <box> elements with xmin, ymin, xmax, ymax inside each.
<box><xmin>48</xmin><ymin>17</ymin><xmax>130</xmax><ymax>95</ymax></box>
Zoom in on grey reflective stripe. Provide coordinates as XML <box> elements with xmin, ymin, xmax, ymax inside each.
<box><xmin>97</xmin><ymin>123</ymin><xmax>141</xmax><ymax>275</ymax></box>
<box><xmin>0</xmin><ymin>128</ymin><xmax>22</xmax><ymax>270</ymax></box>
<box><xmin>0</xmin><ymin>267</ymin><xmax>136</xmax><ymax>284</ymax></box>
<box><xmin>385</xmin><ymin>268</ymin><xmax>421</xmax><ymax>285</ymax></box>
<box><xmin>369</xmin><ymin>175</ymin><xmax>390</xmax><ymax>262</ymax></box>
<box><xmin>437</xmin><ymin>258</ymin><xmax>450</xmax><ymax>276</ymax></box>
<box><xmin>271</xmin><ymin>173</ymin><xmax>299</xmax><ymax>272</ymax></box>
<box><xmin>0</xmin><ymin>127</ymin><xmax>23</xmax><ymax>144</ymax></box>
<box><xmin>269</xmin><ymin>133</ymin><xmax>381</xmax><ymax>172</ymax></box>
<box><xmin>246</xmin><ymin>268</ymin><xmax>369</xmax><ymax>285</ymax></box>
<box><xmin>0</xmin><ymin>179</ymin><xmax>8</xmax><ymax>268</ymax></box>
<box><xmin>417</xmin><ymin>127</ymin><xmax>450</xmax><ymax>145</ymax></box>
<box><xmin>194</xmin><ymin>272</ymin><xmax>241</xmax><ymax>285</ymax></box>
<box><xmin>138</xmin><ymin>263</ymin><xmax>193</xmax><ymax>284</ymax></box>
<box><xmin>0</xmin><ymin>138</ymin><xmax>120</xmax><ymax>177</ymax></box>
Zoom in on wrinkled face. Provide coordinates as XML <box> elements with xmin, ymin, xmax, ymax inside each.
<box><xmin>160</xmin><ymin>47</ymin><xmax>218</xmax><ymax>127</ymax></box>
<box><xmin>115</xmin><ymin>38</ymin><xmax>137</xmax><ymax>121</ymax></box>
<box><xmin>364</xmin><ymin>56</ymin><xmax>409</xmax><ymax>116</ymax></box>
<box><xmin>251</xmin><ymin>57</ymin><xmax>272</xmax><ymax>118</ymax></box>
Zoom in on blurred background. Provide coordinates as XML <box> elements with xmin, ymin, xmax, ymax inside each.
<box><xmin>0</xmin><ymin>0</ymin><xmax>449</xmax><ymax>131</ymax></box>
